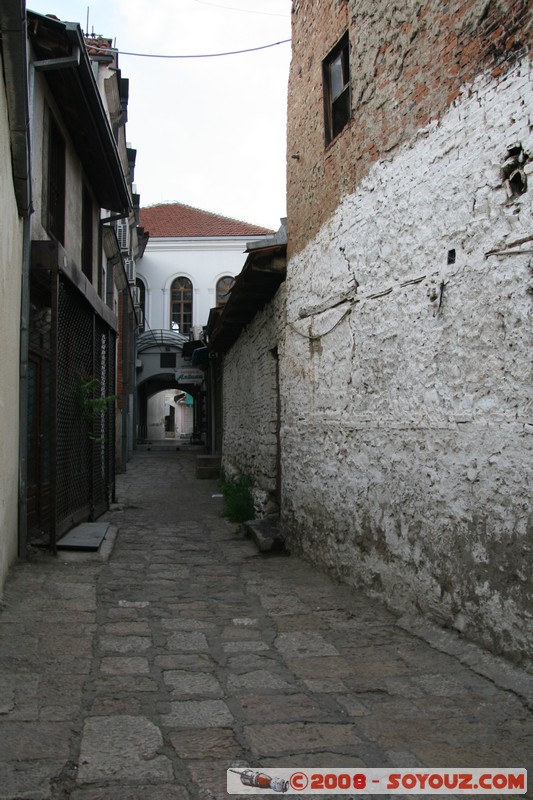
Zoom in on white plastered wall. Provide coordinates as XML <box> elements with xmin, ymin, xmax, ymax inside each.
<box><xmin>281</xmin><ymin>61</ymin><xmax>533</xmax><ymax>665</ymax></box>
<box><xmin>0</xmin><ymin>59</ymin><xmax>24</xmax><ymax>594</ymax></box>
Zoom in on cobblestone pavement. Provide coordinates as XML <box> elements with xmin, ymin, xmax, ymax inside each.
<box><xmin>0</xmin><ymin>449</ymin><xmax>532</xmax><ymax>800</ymax></box>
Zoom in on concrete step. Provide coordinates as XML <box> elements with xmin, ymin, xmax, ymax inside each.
<box><xmin>196</xmin><ymin>454</ymin><xmax>221</xmax><ymax>479</ymax></box>
<box><xmin>244</xmin><ymin>516</ymin><xmax>285</xmax><ymax>553</ymax></box>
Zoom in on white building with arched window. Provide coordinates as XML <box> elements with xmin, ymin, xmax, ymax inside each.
<box><xmin>136</xmin><ymin>203</ymin><xmax>273</xmax><ymax>441</ymax></box>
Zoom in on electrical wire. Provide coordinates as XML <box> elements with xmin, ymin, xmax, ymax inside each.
<box><xmin>192</xmin><ymin>0</ymin><xmax>289</xmax><ymax>17</ymax></box>
<box><xmin>288</xmin><ymin>307</ymin><xmax>352</xmax><ymax>341</ymax></box>
<box><xmin>87</xmin><ymin>38</ymin><xmax>291</xmax><ymax>59</ymax></box>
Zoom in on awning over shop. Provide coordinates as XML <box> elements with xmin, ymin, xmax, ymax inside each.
<box><xmin>192</xmin><ymin>347</ymin><xmax>208</xmax><ymax>366</ymax></box>
<box><xmin>182</xmin><ymin>340</ymin><xmax>205</xmax><ymax>359</ymax></box>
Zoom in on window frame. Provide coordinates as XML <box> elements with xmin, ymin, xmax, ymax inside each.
<box><xmin>216</xmin><ymin>275</ymin><xmax>235</xmax><ymax>307</ymax></box>
<box><xmin>136</xmin><ymin>277</ymin><xmax>146</xmax><ymax>332</ymax></box>
<box><xmin>170</xmin><ymin>276</ymin><xmax>193</xmax><ymax>335</ymax></box>
<box><xmin>323</xmin><ymin>32</ymin><xmax>351</xmax><ymax>146</ymax></box>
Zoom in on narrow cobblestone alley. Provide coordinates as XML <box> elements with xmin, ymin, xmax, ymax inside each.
<box><xmin>0</xmin><ymin>449</ymin><xmax>532</xmax><ymax>800</ymax></box>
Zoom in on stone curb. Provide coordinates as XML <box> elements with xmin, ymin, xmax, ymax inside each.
<box><xmin>397</xmin><ymin>614</ymin><xmax>533</xmax><ymax>710</ymax></box>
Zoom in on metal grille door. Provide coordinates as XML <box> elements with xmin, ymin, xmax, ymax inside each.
<box><xmin>54</xmin><ymin>277</ymin><xmax>116</xmax><ymax>540</ymax></box>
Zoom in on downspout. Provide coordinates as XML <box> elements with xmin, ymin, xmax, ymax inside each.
<box><xmin>3</xmin><ymin>0</ymin><xmax>34</xmax><ymax>558</ymax></box>
<box><xmin>132</xmin><ymin>326</ymin><xmax>138</xmax><ymax>450</ymax></box>
<box><xmin>128</xmin><ymin>309</ymin><xmax>137</xmax><ymax>459</ymax></box>
<box><xmin>121</xmin><ymin>287</ymin><xmax>129</xmax><ymax>469</ymax></box>
<box><xmin>18</xmin><ymin>214</ymin><xmax>31</xmax><ymax>558</ymax></box>
<box><xmin>100</xmin><ymin>222</ymin><xmax>130</xmax><ymax>470</ymax></box>
<box><xmin>209</xmin><ymin>355</ymin><xmax>216</xmax><ymax>455</ymax></box>
<box><xmin>100</xmin><ymin>212</ymin><xmax>129</xmax><ymax>306</ymax></box>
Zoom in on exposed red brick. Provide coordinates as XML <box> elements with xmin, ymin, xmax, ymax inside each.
<box><xmin>287</xmin><ymin>0</ymin><xmax>532</xmax><ymax>257</ymax></box>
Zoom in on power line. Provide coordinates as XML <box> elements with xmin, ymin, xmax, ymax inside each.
<box><xmin>192</xmin><ymin>0</ymin><xmax>290</xmax><ymax>17</ymax></box>
<box><xmin>88</xmin><ymin>38</ymin><xmax>291</xmax><ymax>59</ymax></box>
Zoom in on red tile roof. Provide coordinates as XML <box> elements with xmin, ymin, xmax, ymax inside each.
<box><xmin>140</xmin><ymin>203</ymin><xmax>274</xmax><ymax>238</ymax></box>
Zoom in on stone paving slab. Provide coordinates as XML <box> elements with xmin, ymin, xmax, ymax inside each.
<box><xmin>70</xmin><ymin>786</ymin><xmax>190</xmax><ymax>800</ymax></box>
<box><xmin>77</xmin><ymin>715</ymin><xmax>174</xmax><ymax>784</ymax></box>
<box><xmin>0</xmin><ymin>450</ymin><xmax>531</xmax><ymax>800</ymax></box>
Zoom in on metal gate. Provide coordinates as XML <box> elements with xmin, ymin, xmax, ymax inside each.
<box><xmin>55</xmin><ymin>277</ymin><xmax>116</xmax><ymax>540</ymax></box>
<box><xmin>28</xmin><ymin>243</ymin><xmax>116</xmax><ymax>549</ymax></box>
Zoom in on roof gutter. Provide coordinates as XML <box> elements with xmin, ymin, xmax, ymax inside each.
<box><xmin>63</xmin><ymin>19</ymin><xmax>131</xmax><ymax>215</ymax></box>
<box><xmin>65</xmin><ymin>22</ymin><xmax>132</xmax><ymax>215</ymax></box>
<box><xmin>1</xmin><ymin>0</ymin><xmax>31</xmax><ymax>217</ymax></box>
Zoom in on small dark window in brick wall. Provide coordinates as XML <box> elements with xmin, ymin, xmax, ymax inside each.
<box><xmin>323</xmin><ymin>32</ymin><xmax>351</xmax><ymax>145</ymax></box>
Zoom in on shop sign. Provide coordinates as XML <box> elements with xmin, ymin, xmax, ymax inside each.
<box><xmin>175</xmin><ymin>368</ymin><xmax>204</xmax><ymax>385</ymax></box>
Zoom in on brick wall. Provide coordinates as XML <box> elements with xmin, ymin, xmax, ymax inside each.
<box><xmin>287</xmin><ymin>0</ymin><xmax>532</xmax><ymax>256</ymax></box>
<box><xmin>221</xmin><ymin>287</ymin><xmax>286</xmax><ymax>516</ymax></box>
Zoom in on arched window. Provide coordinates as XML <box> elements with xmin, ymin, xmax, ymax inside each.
<box><xmin>170</xmin><ymin>277</ymin><xmax>193</xmax><ymax>335</ymax></box>
<box><xmin>216</xmin><ymin>275</ymin><xmax>235</xmax><ymax>307</ymax></box>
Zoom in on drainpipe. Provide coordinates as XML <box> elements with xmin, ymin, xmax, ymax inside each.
<box><xmin>129</xmin><ymin>312</ymin><xmax>138</xmax><ymax>459</ymax></box>
<box><xmin>121</xmin><ymin>287</ymin><xmax>129</xmax><ymax>469</ymax></box>
<box><xmin>18</xmin><ymin>216</ymin><xmax>31</xmax><ymax>558</ymax></box>
<box><xmin>100</xmin><ymin>212</ymin><xmax>129</xmax><ymax>306</ymax></box>
<box><xmin>3</xmin><ymin>0</ymin><xmax>34</xmax><ymax>558</ymax></box>
<box><xmin>209</xmin><ymin>355</ymin><xmax>216</xmax><ymax>455</ymax></box>
<box><xmin>132</xmin><ymin>327</ymin><xmax>138</xmax><ymax>450</ymax></box>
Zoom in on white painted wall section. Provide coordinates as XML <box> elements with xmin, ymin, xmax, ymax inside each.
<box><xmin>281</xmin><ymin>62</ymin><xmax>533</xmax><ymax>665</ymax></box>
<box><xmin>0</xmin><ymin>58</ymin><xmax>24</xmax><ymax>594</ymax></box>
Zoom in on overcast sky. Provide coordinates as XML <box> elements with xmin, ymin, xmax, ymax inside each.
<box><xmin>27</xmin><ymin>0</ymin><xmax>292</xmax><ymax>230</ymax></box>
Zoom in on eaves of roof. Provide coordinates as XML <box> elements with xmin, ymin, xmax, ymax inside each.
<box><xmin>27</xmin><ymin>11</ymin><xmax>131</xmax><ymax>214</ymax></box>
<box><xmin>140</xmin><ymin>202</ymin><xmax>274</xmax><ymax>239</ymax></box>
<box><xmin>1</xmin><ymin>0</ymin><xmax>31</xmax><ymax>216</ymax></box>
<box><xmin>207</xmin><ymin>240</ymin><xmax>287</xmax><ymax>353</ymax></box>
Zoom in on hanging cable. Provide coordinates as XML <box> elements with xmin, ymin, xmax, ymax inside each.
<box><xmin>192</xmin><ymin>0</ymin><xmax>289</xmax><ymax>17</ymax></box>
<box><xmin>85</xmin><ymin>38</ymin><xmax>291</xmax><ymax>59</ymax></box>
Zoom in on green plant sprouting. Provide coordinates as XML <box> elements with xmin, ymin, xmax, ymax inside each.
<box><xmin>219</xmin><ymin>472</ymin><xmax>255</xmax><ymax>523</ymax></box>
<box><xmin>77</xmin><ymin>376</ymin><xmax>118</xmax><ymax>443</ymax></box>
